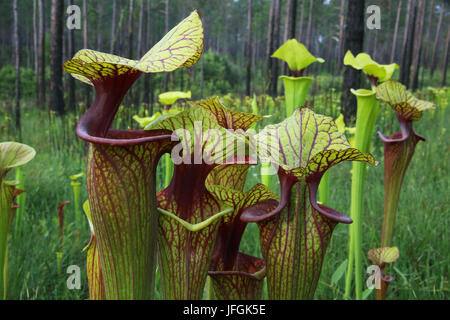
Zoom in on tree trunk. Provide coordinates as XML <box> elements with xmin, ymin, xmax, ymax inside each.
<box><xmin>297</xmin><ymin>0</ymin><xmax>304</xmax><ymax>43</ymax></box>
<box><xmin>246</xmin><ymin>0</ymin><xmax>252</xmax><ymax>96</ymax></box>
<box><xmin>430</xmin><ymin>3</ymin><xmax>444</xmax><ymax>77</ymax></box>
<box><xmin>67</xmin><ymin>0</ymin><xmax>75</xmax><ymax>112</ymax></box>
<box><xmin>270</xmin><ymin>0</ymin><xmax>281</xmax><ymax>97</ymax></box>
<box><xmin>305</xmin><ymin>0</ymin><xmax>313</xmax><ymax>49</ymax></box>
<box><xmin>144</xmin><ymin>0</ymin><xmax>152</xmax><ymax>114</ymax></box>
<box><xmin>410</xmin><ymin>0</ymin><xmax>426</xmax><ymax>90</ymax></box>
<box><xmin>137</xmin><ymin>0</ymin><xmax>144</xmax><ymax>57</ymax></box>
<box><xmin>338</xmin><ymin>0</ymin><xmax>346</xmax><ymax>67</ymax></box>
<box><xmin>111</xmin><ymin>0</ymin><xmax>117</xmax><ymax>53</ymax></box>
<box><xmin>97</xmin><ymin>2</ymin><xmax>104</xmax><ymax>51</ymax></box>
<box><xmin>390</xmin><ymin>0</ymin><xmax>402</xmax><ymax>63</ymax></box>
<box><xmin>12</xmin><ymin>0</ymin><xmax>21</xmax><ymax>139</ymax></box>
<box><xmin>400</xmin><ymin>0</ymin><xmax>417</xmax><ymax>87</ymax></box>
<box><xmin>341</xmin><ymin>0</ymin><xmax>365</xmax><ymax>124</ymax></box>
<box><xmin>33</xmin><ymin>0</ymin><xmax>39</xmax><ymax>108</ymax></box>
<box><xmin>282</xmin><ymin>0</ymin><xmax>297</xmax><ymax>76</ymax></box>
<box><xmin>128</xmin><ymin>0</ymin><xmax>134</xmax><ymax>59</ymax></box>
<box><xmin>37</xmin><ymin>0</ymin><xmax>46</xmax><ymax>109</ymax></box>
<box><xmin>422</xmin><ymin>0</ymin><xmax>434</xmax><ymax>64</ymax></box>
<box><xmin>266</xmin><ymin>0</ymin><xmax>275</xmax><ymax>90</ymax></box>
<box><xmin>401</xmin><ymin>0</ymin><xmax>412</xmax><ymax>60</ymax></box>
<box><xmin>50</xmin><ymin>0</ymin><xmax>65</xmax><ymax>115</ymax></box>
<box><xmin>83</xmin><ymin>0</ymin><xmax>88</xmax><ymax>48</ymax></box>
<box><xmin>442</xmin><ymin>26</ymin><xmax>450</xmax><ymax>87</ymax></box>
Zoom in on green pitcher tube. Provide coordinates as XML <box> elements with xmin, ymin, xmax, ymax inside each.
<box><xmin>281</xmin><ymin>76</ymin><xmax>313</xmax><ymax>117</ymax></box>
<box><xmin>345</xmin><ymin>89</ymin><xmax>380</xmax><ymax>300</ymax></box>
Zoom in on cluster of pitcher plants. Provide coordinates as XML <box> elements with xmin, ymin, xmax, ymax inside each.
<box><xmin>0</xmin><ymin>10</ymin><xmax>435</xmax><ymax>300</ymax></box>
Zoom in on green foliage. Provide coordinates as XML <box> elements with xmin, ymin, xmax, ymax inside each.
<box><xmin>0</xmin><ymin>65</ymin><xmax>35</xmax><ymax>100</ymax></box>
<box><xmin>200</xmin><ymin>50</ymin><xmax>241</xmax><ymax>96</ymax></box>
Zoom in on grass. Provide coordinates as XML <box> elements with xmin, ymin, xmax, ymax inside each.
<box><xmin>0</xmin><ymin>86</ymin><xmax>448</xmax><ymax>300</ymax></box>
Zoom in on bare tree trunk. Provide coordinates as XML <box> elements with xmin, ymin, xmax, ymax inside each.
<box><xmin>128</xmin><ymin>0</ymin><xmax>134</xmax><ymax>59</ymax></box>
<box><xmin>111</xmin><ymin>0</ymin><xmax>117</xmax><ymax>53</ymax></box>
<box><xmin>430</xmin><ymin>3</ymin><xmax>444</xmax><ymax>77</ymax></box>
<box><xmin>442</xmin><ymin>26</ymin><xmax>450</xmax><ymax>87</ymax></box>
<box><xmin>305</xmin><ymin>0</ymin><xmax>313</xmax><ymax>49</ymax></box>
<box><xmin>33</xmin><ymin>0</ymin><xmax>39</xmax><ymax>106</ymax></box>
<box><xmin>97</xmin><ymin>2</ymin><xmax>104</xmax><ymax>51</ymax></box>
<box><xmin>83</xmin><ymin>0</ymin><xmax>88</xmax><ymax>48</ymax></box>
<box><xmin>338</xmin><ymin>0</ymin><xmax>346</xmax><ymax>66</ymax></box>
<box><xmin>401</xmin><ymin>0</ymin><xmax>412</xmax><ymax>59</ymax></box>
<box><xmin>266</xmin><ymin>0</ymin><xmax>275</xmax><ymax>91</ymax></box>
<box><xmin>67</xmin><ymin>0</ymin><xmax>75</xmax><ymax>112</ymax></box>
<box><xmin>134</xmin><ymin>0</ymin><xmax>144</xmax><ymax>107</ymax></box>
<box><xmin>50</xmin><ymin>0</ymin><xmax>65</xmax><ymax>115</ymax></box>
<box><xmin>390</xmin><ymin>0</ymin><xmax>402</xmax><ymax>62</ymax></box>
<box><xmin>282</xmin><ymin>0</ymin><xmax>297</xmax><ymax>76</ymax></box>
<box><xmin>246</xmin><ymin>0</ymin><xmax>252</xmax><ymax>96</ymax></box>
<box><xmin>37</xmin><ymin>0</ymin><xmax>46</xmax><ymax>110</ymax></box>
<box><xmin>12</xmin><ymin>0</ymin><xmax>21</xmax><ymax>139</ymax></box>
<box><xmin>341</xmin><ymin>0</ymin><xmax>365</xmax><ymax>124</ymax></box>
<box><xmin>410</xmin><ymin>0</ymin><xmax>425</xmax><ymax>90</ymax></box>
<box><xmin>400</xmin><ymin>0</ymin><xmax>417</xmax><ymax>87</ymax></box>
<box><xmin>270</xmin><ymin>0</ymin><xmax>281</xmax><ymax>96</ymax></box>
<box><xmin>284</xmin><ymin>0</ymin><xmax>297</xmax><ymax>41</ymax></box>
<box><xmin>137</xmin><ymin>0</ymin><xmax>144</xmax><ymax>57</ymax></box>
<box><xmin>144</xmin><ymin>0</ymin><xmax>152</xmax><ymax>114</ymax></box>
<box><xmin>297</xmin><ymin>0</ymin><xmax>304</xmax><ymax>43</ymax></box>
<box><xmin>422</xmin><ymin>0</ymin><xmax>434</xmax><ymax>64</ymax></box>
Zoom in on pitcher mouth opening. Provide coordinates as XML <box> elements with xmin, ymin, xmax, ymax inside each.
<box><xmin>77</xmin><ymin>117</ymin><xmax>173</xmax><ymax>146</ymax></box>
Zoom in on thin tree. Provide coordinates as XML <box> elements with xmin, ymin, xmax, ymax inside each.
<box><xmin>390</xmin><ymin>0</ymin><xmax>402</xmax><ymax>62</ymax></box>
<box><xmin>33</xmin><ymin>0</ymin><xmax>38</xmax><ymax>106</ymax></box>
<box><xmin>135</xmin><ymin>0</ymin><xmax>144</xmax><ymax>106</ymax></box>
<box><xmin>83</xmin><ymin>0</ymin><xmax>87</xmax><ymax>48</ymax></box>
<box><xmin>270</xmin><ymin>0</ymin><xmax>281</xmax><ymax>97</ymax></box>
<box><xmin>305</xmin><ymin>0</ymin><xmax>313</xmax><ymax>49</ymax></box>
<box><xmin>266</xmin><ymin>0</ymin><xmax>275</xmax><ymax>92</ymax></box>
<box><xmin>137</xmin><ymin>0</ymin><xmax>144</xmax><ymax>58</ymax></box>
<box><xmin>422</xmin><ymin>0</ymin><xmax>434</xmax><ymax>64</ymax></box>
<box><xmin>128</xmin><ymin>0</ymin><xmax>134</xmax><ymax>59</ymax></box>
<box><xmin>281</xmin><ymin>0</ymin><xmax>297</xmax><ymax>76</ymax></box>
<box><xmin>12</xmin><ymin>0</ymin><xmax>21</xmax><ymax>139</ymax></box>
<box><xmin>144</xmin><ymin>0</ymin><xmax>152</xmax><ymax>114</ymax></box>
<box><xmin>246</xmin><ymin>0</ymin><xmax>253</xmax><ymax>96</ymax></box>
<box><xmin>97</xmin><ymin>1</ymin><xmax>104</xmax><ymax>51</ymax></box>
<box><xmin>37</xmin><ymin>0</ymin><xmax>46</xmax><ymax>109</ymax></box>
<box><xmin>297</xmin><ymin>0</ymin><xmax>305</xmax><ymax>43</ymax></box>
<box><xmin>430</xmin><ymin>3</ymin><xmax>444</xmax><ymax>77</ymax></box>
<box><xmin>400</xmin><ymin>0</ymin><xmax>417</xmax><ymax>87</ymax></box>
<box><xmin>410</xmin><ymin>0</ymin><xmax>425</xmax><ymax>90</ymax></box>
<box><xmin>442</xmin><ymin>26</ymin><xmax>450</xmax><ymax>87</ymax></box>
<box><xmin>341</xmin><ymin>0</ymin><xmax>365</xmax><ymax>124</ymax></box>
<box><xmin>67</xmin><ymin>0</ymin><xmax>75</xmax><ymax>112</ymax></box>
<box><xmin>50</xmin><ymin>0</ymin><xmax>65</xmax><ymax>115</ymax></box>
<box><xmin>338</xmin><ymin>0</ymin><xmax>346</xmax><ymax>66</ymax></box>
<box><xmin>111</xmin><ymin>0</ymin><xmax>117</xmax><ymax>53</ymax></box>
